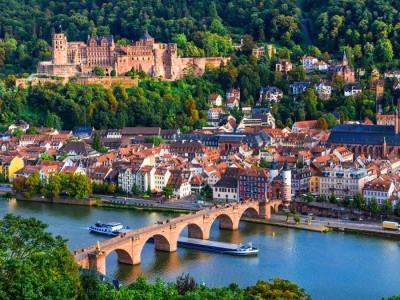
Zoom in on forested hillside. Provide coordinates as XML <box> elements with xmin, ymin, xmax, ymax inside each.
<box><xmin>303</xmin><ymin>0</ymin><xmax>400</xmax><ymax>66</ymax></box>
<box><xmin>2</xmin><ymin>0</ymin><xmax>400</xmax><ymax>73</ymax></box>
<box><xmin>0</xmin><ymin>0</ymin><xmax>302</xmax><ymax>73</ymax></box>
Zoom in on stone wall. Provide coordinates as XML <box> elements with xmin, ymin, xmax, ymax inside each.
<box><xmin>72</xmin><ymin>76</ymin><xmax>138</xmax><ymax>88</ymax></box>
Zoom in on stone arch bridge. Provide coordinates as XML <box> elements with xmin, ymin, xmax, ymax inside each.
<box><xmin>75</xmin><ymin>200</ymin><xmax>282</xmax><ymax>274</ymax></box>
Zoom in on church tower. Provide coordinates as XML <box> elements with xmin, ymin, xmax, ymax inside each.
<box><xmin>342</xmin><ymin>50</ymin><xmax>348</xmax><ymax>66</ymax></box>
<box><xmin>52</xmin><ymin>33</ymin><xmax>68</xmax><ymax>65</ymax></box>
<box><xmin>282</xmin><ymin>161</ymin><xmax>292</xmax><ymax>201</ymax></box>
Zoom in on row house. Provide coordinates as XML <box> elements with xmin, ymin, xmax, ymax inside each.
<box><xmin>154</xmin><ymin>167</ymin><xmax>171</xmax><ymax>192</ymax></box>
<box><xmin>344</xmin><ymin>83</ymin><xmax>362</xmax><ymax>97</ymax></box>
<box><xmin>167</xmin><ymin>172</ymin><xmax>191</xmax><ymax>199</ymax></box>
<box><xmin>169</xmin><ymin>141</ymin><xmax>207</xmax><ymax>159</ymax></box>
<box><xmin>213</xmin><ymin>176</ymin><xmax>238</xmax><ymax>203</ymax></box>
<box><xmin>118</xmin><ymin>165</ymin><xmax>155</xmax><ymax>193</ymax></box>
<box><xmin>292</xmin><ymin>120</ymin><xmax>318</xmax><ymax>133</ymax></box>
<box><xmin>275</xmin><ymin>59</ymin><xmax>292</xmax><ymax>75</ymax></box>
<box><xmin>315</xmin><ymin>81</ymin><xmax>332</xmax><ymax>100</ymax></box>
<box><xmin>258</xmin><ymin>86</ymin><xmax>283</xmax><ymax>104</ymax></box>
<box><xmin>89</xmin><ymin>166</ymin><xmax>113</xmax><ymax>184</ymax></box>
<box><xmin>363</xmin><ymin>178</ymin><xmax>395</xmax><ymax>205</ymax></box>
<box><xmin>58</xmin><ymin>141</ymin><xmax>98</xmax><ymax>160</ymax></box>
<box><xmin>332</xmin><ymin>147</ymin><xmax>353</xmax><ymax>162</ymax></box>
<box><xmin>226</xmin><ymin>89</ymin><xmax>240</xmax><ymax>102</ymax></box>
<box><xmin>207</xmin><ymin>94</ymin><xmax>223</xmax><ymax>106</ymax></box>
<box><xmin>238</xmin><ymin>168</ymin><xmax>269</xmax><ymax>200</ymax></box>
<box><xmin>291</xmin><ymin>167</ymin><xmax>313</xmax><ymax>195</ymax></box>
<box><xmin>376</xmin><ymin>114</ymin><xmax>395</xmax><ymax>126</ymax></box>
<box><xmin>290</xmin><ymin>82</ymin><xmax>311</xmax><ymax>95</ymax></box>
<box><xmin>302</xmin><ymin>56</ymin><xmax>318</xmax><ymax>70</ymax></box>
<box><xmin>318</xmin><ymin>166</ymin><xmax>376</xmax><ymax>198</ymax></box>
<box><xmin>207</xmin><ymin>108</ymin><xmax>224</xmax><ymax>126</ymax></box>
<box><xmin>0</xmin><ymin>155</ymin><xmax>24</xmax><ymax>180</ymax></box>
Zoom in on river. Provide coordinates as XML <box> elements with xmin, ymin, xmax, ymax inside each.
<box><xmin>1</xmin><ymin>199</ymin><xmax>399</xmax><ymax>300</ymax></box>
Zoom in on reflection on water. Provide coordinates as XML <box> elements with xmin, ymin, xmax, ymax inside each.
<box><xmin>1</xmin><ymin>199</ymin><xmax>400</xmax><ymax>300</ymax></box>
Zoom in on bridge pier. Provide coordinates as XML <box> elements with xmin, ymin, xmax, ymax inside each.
<box><xmin>88</xmin><ymin>252</ymin><xmax>106</xmax><ymax>274</ymax></box>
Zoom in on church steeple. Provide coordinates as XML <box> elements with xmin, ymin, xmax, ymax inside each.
<box><xmin>343</xmin><ymin>49</ymin><xmax>348</xmax><ymax>66</ymax></box>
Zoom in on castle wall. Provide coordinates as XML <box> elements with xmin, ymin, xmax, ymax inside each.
<box><xmin>37</xmin><ymin>62</ymin><xmax>80</xmax><ymax>77</ymax></box>
<box><xmin>72</xmin><ymin>76</ymin><xmax>138</xmax><ymax>88</ymax></box>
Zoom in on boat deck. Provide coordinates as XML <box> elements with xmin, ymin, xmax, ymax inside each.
<box><xmin>177</xmin><ymin>237</ymin><xmax>239</xmax><ymax>250</ymax></box>
<box><xmin>147</xmin><ymin>236</ymin><xmax>257</xmax><ymax>255</ymax></box>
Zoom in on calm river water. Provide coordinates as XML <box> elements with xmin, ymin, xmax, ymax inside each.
<box><xmin>1</xmin><ymin>199</ymin><xmax>399</xmax><ymax>300</ymax></box>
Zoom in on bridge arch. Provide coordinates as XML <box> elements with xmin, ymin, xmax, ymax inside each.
<box><xmin>148</xmin><ymin>234</ymin><xmax>172</xmax><ymax>252</ymax></box>
<box><xmin>177</xmin><ymin>222</ymin><xmax>206</xmax><ymax>240</ymax></box>
<box><xmin>111</xmin><ymin>248</ymin><xmax>134</xmax><ymax>265</ymax></box>
<box><xmin>207</xmin><ymin>212</ymin><xmax>238</xmax><ymax>234</ymax></box>
<box><xmin>240</xmin><ymin>206</ymin><xmax>259</xmax><ymax>219</ymax></box>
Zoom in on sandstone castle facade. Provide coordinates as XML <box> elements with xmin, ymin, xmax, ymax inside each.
<box><xmin>37</xmin><ymin>32</ymin><xmax>228</xmax><ymax>80</ymax></box>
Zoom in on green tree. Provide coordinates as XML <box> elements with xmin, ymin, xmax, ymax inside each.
<box><xmin>258</xmin><ymin>158</ymin><xmax>269</xmax><ymax>168</ymax></box>
<box><xmin>110</xmin><ymin>69</ymin><xmax>116</xmax><ymax>77</ymax></box>
<box><xmin>245</xmin><ymin>278</ymin><xmax>311</xmax><ymax>300</ymax></box>
<box><xmin>285</xmin><ymin>211</ymin><xmax>292</xmax><ymax>222</ymax></box>
<box><xmin>395</xmin><ymin>202</ymin><xmax>400</xmax><ymax>217</ymax></box>
<box><xmin>353</xmin><ymin>193</ymin><xmax>366</xmax><ymax>210</ymax></box>
<box><xmin>67</xmin><ymin>173</ymin><xmax>92</xmax><ymax>199</ymax></box>
<box><xmin>342</xmin><ymin>196</ymin><xmax>351</xmax><ymax>207</ymax></box>
<box><xmin>375</xmin><ymin>38</ymin><xmax>394</xmax><ymax>64</ymax></box>
<box><xmin>144</xmin><ymin>136</ymin><xmax>164</xmax><ymax>146</ymax></box>
<box><xmin>12</xmin><ymin>128</ymin><xmax>23</xmax><ymax>137</ymax></box>
<box><xmin>381</xmin><ymin>199</ymin><xmax>393</xmax><ymax>214</ymax></box>
<box><xmin>93</xmin><ymin>66</ymin><xmax>104</xmax><ymax>76</ymax></box>
<box><xmin>288</xmin><ymin>66</ymin><xmax>306</xmax><ymax>81</ymax></box>
<box><xmin>25</xmin><ymin>171</ymin><xmax>42</xmax><ymax>196</ymax></box>
<box><xmin>163</xmin><ymin>185</ymin><xmax>174</xmax><ymax>197</ymax></box>
<box><xmin>92</xmin><ymin>131</ymin><xmax>102</xmax><ymax>152</ymax></box>
<box><xmin>131</xmin><ymin>183</ymin><xmax>141</xmax><ymax>196</ymax></box>
<box><xmin>293</xmin><ymin>214</ymin><xmax>300</xmax><ymax>224</ymax></box>
<box><xmin>40</xmin><ymin>153</ymin><xmax>55</xmax><ymax>161</ymax></box>
<box><xmin>0</xmin><ymin>214</ymin><xmax>81</xmax><ymax>300</ymax></box>
<box><xmin>209</xmin><ymin>19</ymin><xmax>227</xmax><ymax>36</ymax></box>
<box><xmin>329</xmin><ymin>193</ymin><xmax>337</xmax><ymax>204</ymax></box>
<box><xmin>175</xmin><ymin>273</ymin><xmax>198</xmax><ymax>295</ymax></box>
<box><xmin>367</xmin><ymin>197</ymin><xmax>380</xmax><ymax>213</ymax></box>
<box><xmin>317</xmin><ymin>194</ymin><xmax>327</xmax><ymax>203</ymax></box>
<box><xmin>46</xmin><ymin>173</ymin><xmax>62</xmax><ymax>199</ymax></box>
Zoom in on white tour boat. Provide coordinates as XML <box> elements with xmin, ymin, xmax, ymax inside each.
<box><xmin>89</xmin><ymin>221</ymin><xmax>131</xmax><ymax>236</ymax></box>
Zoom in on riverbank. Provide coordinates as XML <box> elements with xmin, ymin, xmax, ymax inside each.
<box><xmin>243</xmin><ymin>216</ymin><xmax>400</xmax><ymax>240</ymax></box>
<box><xmin>329</xmin><ymin>225</ymin><xmax>400</xmax><ymax>239</ymax></box>
<box><xmin>241</xmin><ymin>217</ymin><xmax>329</xmax><ymax>232</ymax></box>
<box><xmin>96</xmin><ymin>202</ymin><xmax>191</xmax><ymax>214</ymax></box>
<box><xmin>15</xmin><ymin>194</ymin><xmax>98</xmax><ymax>206</ymax></box>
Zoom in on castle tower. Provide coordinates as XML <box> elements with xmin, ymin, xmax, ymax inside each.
<box><xmin>52</xmin><ymin>33</ymin><xmax>68</xmax><ymax>65</ymax></box>
<box><xmin>282</xmin><ymin>160</ymin><xmax>292</xmax><ymax>201</ymax></box>
<box><xmin>396</xmin><ymin>100</ymin><xmax>400</xmax><ymax>134</ymax></box>
<box><xmin>269</xmin><ymin>159</ymin><xmax>278</xmax><ymax>182</ymax></box>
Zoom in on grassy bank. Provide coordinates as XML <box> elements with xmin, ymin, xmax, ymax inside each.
<box><xmin>96</xmin><ymin>202</ymin><xmax>191</xmax><ymax>214</ymax></box>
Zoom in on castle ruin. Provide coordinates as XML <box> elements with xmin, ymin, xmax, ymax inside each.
<box><xmin>37</xmin><ymin>32</ymin><xmax>229</xmax><ymax>80</ymax></box>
